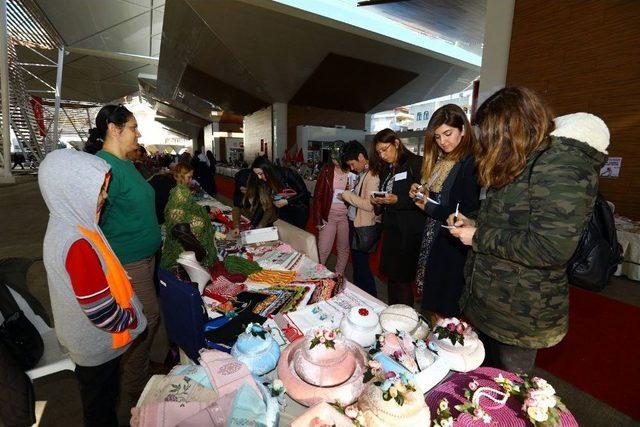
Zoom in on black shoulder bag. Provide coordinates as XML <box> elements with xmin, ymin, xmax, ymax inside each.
<box><xmin>0</xmin><ymin>282</ymin><xmax>44</xmax><ymax>371</ymax></box>
<box><xmin>350</xmin><ymin>172</ymin><xmax>382</xmax><ymax>253</ymax></box>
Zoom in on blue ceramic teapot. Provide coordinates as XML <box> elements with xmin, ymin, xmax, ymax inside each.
<box><xmin>231</xmin><ymin>323</ymin><xmax>281</xmax><ymax>376</ymax></box>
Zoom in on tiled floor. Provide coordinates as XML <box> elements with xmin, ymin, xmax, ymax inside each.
<box><xmin>1</xmin><ymin>176</ymin><xmax>638</xmax><ymax>426</ymax></box>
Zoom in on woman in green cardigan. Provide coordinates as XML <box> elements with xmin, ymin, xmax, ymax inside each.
<box><xmin>161</xmin><ymin>162</ymin><xmax>218</xmax><ymax>269</ymax></box>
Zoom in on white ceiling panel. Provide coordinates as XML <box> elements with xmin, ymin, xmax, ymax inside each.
<box><xmin>23</xmin><ymin>0</ymin><xmax>163</xmax><ymax>102</ymax></box>
<box><xmin>34</xmin><ymin>0</ymin><xmax>149</xmax><ymax>46</ymax></box>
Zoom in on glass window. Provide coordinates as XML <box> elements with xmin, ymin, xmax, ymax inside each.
<box><xmin>417</xmin><ymin>112</ymin><xmax>422</xmax><ymax>121</ymax></box>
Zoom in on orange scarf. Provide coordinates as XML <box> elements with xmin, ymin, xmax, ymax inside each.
<box><xmin>78</xmin><ymin>225</ymin><xmax>135</xmax><ymax>349</ymax></box>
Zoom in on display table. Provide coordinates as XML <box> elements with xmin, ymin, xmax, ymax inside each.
<box><xmin>215</xmin><ymin>166</ymin><xmax>317</xmax><ymax>196</ymax></box>
<box><xmin>614</xmin><ymin>216</ymin><xmax>640</xmax><ymax>281</ymax></box>
<box><xmin>135</xmin><ymin>199</ymin><xmax>578</xmax><ymax>427</ymax></box>
<box><xmin>216</xmin><ymin>166</ymin><xmax>240</xmax><ymax>179</ymax></box>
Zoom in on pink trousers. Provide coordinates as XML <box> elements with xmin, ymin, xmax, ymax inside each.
<box><xmin>318</xmin><ymin>209</ymin><xmax>350</xmax><ymax>274</ymax></box>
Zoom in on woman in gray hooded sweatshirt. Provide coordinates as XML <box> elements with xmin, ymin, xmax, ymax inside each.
<box><xmin>40</xmin><ymin>149</ymin><xmax>147</xmax><ymax>427</ymax></box>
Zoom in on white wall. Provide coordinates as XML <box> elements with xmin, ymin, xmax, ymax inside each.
<box><xmin>296</xmin><ymin>125</ymin><xmax>365</xmax><ymax>159</ymax></box>
<box><xmin>243</xmin><ymin>106</ymin><xmax>273</xmax><ymax>162</ymax></box>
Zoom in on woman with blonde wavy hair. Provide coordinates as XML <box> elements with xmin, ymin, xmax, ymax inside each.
<box><xmin>408</xmin><ymin>104</ymin><xmax>480</xmax><ymax>319</ymax></box>
<box><xmin>449</xmin><ymin>87</ymin><xmax>608</xmax><ymax>373</ymax></box>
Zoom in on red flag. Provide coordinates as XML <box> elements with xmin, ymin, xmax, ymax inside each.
<box><xmin>30</xmin><ymin>96</ymin><xmax>46</xmax><ymax>137</ymax></box>
<box><xmin>295</xmin><ymin>148</ymin><xmax>304</xmax><ymax>163</ymax></box>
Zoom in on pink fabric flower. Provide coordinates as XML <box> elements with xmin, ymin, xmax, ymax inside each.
<box><xmin>319</xmin><ymin>336</ymin><xmax>326</xmax><ymax>343</ymax></box>
<box><xmin>447</xmin><ymin>323</ymin><xmax>456</xmax><ymax>332</ymax></box>
<box><xmin>385</xmin><ymin>371</ymin><xmax>397</xmax><ymax>379</ymax></box>
<box><xmin>455</xmin><ymin>323</ymin><xmax>464</xmax><ymax>334</ymax></box>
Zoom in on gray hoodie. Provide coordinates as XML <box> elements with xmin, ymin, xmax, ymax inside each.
<box><xmin>39</xmin><ymin>149</ymin><xmax>147</xmax><ymax>366</ymax></box>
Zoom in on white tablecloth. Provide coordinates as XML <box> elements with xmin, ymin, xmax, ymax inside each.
<box><xmin>615</xmin><ymin>228</ymin><xmax>640</xmax><ymax>281</ymax></box>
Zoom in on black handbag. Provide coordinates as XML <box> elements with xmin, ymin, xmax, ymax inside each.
<box><xmin>0</xmin><ymin>283</ymin><xmax>44</xmax><ymax>371</ymax></box>
<box><xmin>351</xmin><ymin>223</ymin><xmax>382</xmax><ymax>253</ymax></box>
<box><xmin>350</xmin><ymin>172</ymin><xmax>382</xmax><ymax>253</ymax></box>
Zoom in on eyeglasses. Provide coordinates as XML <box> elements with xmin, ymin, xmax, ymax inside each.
<box><xmin>107</xmin><ymin>104</ymin><xmax>128</xmax><ymax>124</ymax></box>
<box><xmin>375</xmin><ymin>143</ymin><xmax>394</xmax><ymax>155</ymax></box>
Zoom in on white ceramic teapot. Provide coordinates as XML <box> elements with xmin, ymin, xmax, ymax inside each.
<box><xmin>339</xmin><ymin>306</ymin><xmax>382</xmax><ymax>348</ymax></box>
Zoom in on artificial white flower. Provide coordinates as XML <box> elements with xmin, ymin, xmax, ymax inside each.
<box><xmin>438</xmin><ymin>398</ymin><xmax>449</xmax><ymax>411</ymax></box>
<box><xmin>441</xmin><ymin>417</ymin><xmax>454</xmax><ymax>427</ymax></box>
<box><xmin>272</xmin><ymin>379</ymin><xmax>284</xmax><ymax>391</ymax></box>
<box><xmin>389</xmin><ymin>386</ymin><xmax>398</xmax><ymax>398</ymax></box>
<box><xmin>482</xmin><ymin>413</ymin><xmax>492</xmax><ymax>424</ymax></box>
<box><xmin>527</xmin><ymin>406</ymin><xmax>549</xmax><ymax>422</ymax></box>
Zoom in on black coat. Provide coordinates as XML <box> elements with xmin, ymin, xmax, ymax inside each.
<box><xmin>274</xmin><ymin>166</ymin><xmax>311</xmax><ymax>229</ymax></box>
<box><xmin>421</xmin><ymin>154</ymin><xmax>480</xmax><ymax>316</ymax></box>
<box><xmin>378</xmin><ymin>151</ymin><xmax>426</xmax><ymax>282</ymax></box>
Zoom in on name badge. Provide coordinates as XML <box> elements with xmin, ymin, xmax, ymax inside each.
<box><xmin>393</xmin><ymin>171</ymin><xmax>407</xmax><ymax>181</ymax></box>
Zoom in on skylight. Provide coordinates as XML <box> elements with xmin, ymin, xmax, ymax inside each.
<box><xmin>271</xmin><ymin>0</ymin><xmax>481</xmax><ymax>67</ymax></box>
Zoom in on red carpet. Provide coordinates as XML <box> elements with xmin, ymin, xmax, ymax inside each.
<box><xmin>216</xmin><ymin>175</ymin><xmax>640</xmax><ymax>420</ymax></box>
<box><xmin>537</xmin><ymin>286</ymin><xmax>640</xmax><ymax>420</ymax></box>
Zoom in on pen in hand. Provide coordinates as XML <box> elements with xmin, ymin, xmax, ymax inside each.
<box><xmin>454</xmin><ymin>202</ymin><xmax>460</xmax><ymax>224</ymax></box>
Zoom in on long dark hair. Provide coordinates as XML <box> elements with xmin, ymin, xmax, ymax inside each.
<box><xmin>84</xmin><ymin>104</ymin><xmax>134</xmax><ymax>154</ymax></box>
<box><xmin>250</xmin><ymin>155</ymin><xmax>283</xmax><ymax>193</ymax></box>
<box><xmin>370</xmin><ymin>128</ymin><xmax>407</xmax><ymax>173</ymax></box>
<box><xmin>421</xmin><ymin>104</ymin><xmax>474</xmax><ymax>182</ymax></box>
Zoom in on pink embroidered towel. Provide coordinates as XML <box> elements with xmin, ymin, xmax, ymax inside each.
<box><xmin>176</xmin><ymin>391</ymin><xmax>238</xmax><ymax>427</ymax></box>
<box><xmin>199</xmin><ymin>349</ymin><xmax>260</xmax><ymax>397</ymax></box>
<box><xmin>130</xmin><ymin>400</ymin><xmax>215</xmax><ymax>427</ymax></box>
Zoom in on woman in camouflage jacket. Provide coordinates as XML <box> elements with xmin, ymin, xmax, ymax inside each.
<box><xmin>449</xmin><ymin>87</ymin><xmax>608</xmax><ymax>373</ymax></box>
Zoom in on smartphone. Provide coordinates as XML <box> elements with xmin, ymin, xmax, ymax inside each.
<box><xmin>371</xmin><ymin>191</ymin><xmax>387</xmax><ymax>198</ymax></box>
<box><xmin>415</xmin><ymin>192</ymin><xmax>425</xmax><ymax>200</ymax></box>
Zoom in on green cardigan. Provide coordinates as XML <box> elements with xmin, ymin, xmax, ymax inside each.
<box><xmin>161</xmin><ymin>184</ymin><xmax>218</xmax><ymax>269</ymax></box>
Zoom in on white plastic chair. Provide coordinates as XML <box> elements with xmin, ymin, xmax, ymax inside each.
<box><xmin>1</xmin><ymin>288</ymin><xmax>75</xmax><ymax>380</ymax></box>
<box><xmin>274</xmin><ymin>219</ymin><xmax>320</xmax><ymax>263</ymax></box>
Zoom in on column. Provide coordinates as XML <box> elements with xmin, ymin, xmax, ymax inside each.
<box><xmin>477</xmin><ymin>0</ymin><xmax>516</xmax><ymax>105</ymax></box>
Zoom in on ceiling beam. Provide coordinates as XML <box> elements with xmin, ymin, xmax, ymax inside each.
<box><xmin>66</xmin><ymin>46</ymin><xmax>159</xmax><ymax>66</ymax></box>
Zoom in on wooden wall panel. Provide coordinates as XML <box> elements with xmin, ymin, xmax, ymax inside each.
<box><xmin>507</xmin><ymin>0</ymin><xmax>640</xmax><ymax>219</ymax></box>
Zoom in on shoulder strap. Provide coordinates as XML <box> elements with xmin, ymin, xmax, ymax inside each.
<box><xmin>0</xmin><ymin>283</ymin><xmax>20</xmax><ymax>319</ymax></box>
<box><xmin>354</xmin><ymin>171</ymin><xmax>369</xmax><ymax>213</ymax></box>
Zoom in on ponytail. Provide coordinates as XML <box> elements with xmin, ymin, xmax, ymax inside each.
<box><xmin>85</xmin><ymin>127</ymin><xmax>106</xmax><ymax>154</ymax></box>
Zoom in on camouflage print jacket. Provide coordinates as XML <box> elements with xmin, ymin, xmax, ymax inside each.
<box><xmin>461</xmin><ymin>113</ymin><xmax>609</xmax><ymax>349</ymax></box>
